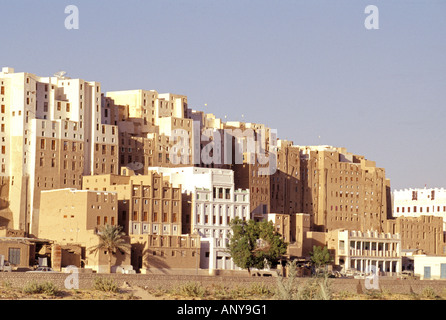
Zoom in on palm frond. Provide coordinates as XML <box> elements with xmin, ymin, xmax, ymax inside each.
<box><xmin>88</xmin><ymin>224</ymin><xmax>130</xmax><ymax>256</ymax></box>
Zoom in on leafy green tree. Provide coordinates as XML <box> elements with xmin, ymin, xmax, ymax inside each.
<box><xmin>309</xmin><ymin>245</ymin><xmax>332</xmax><ymax>274</ymax></box>
<box><xmin>89</xmin><ymin>224</ymin><xmax>131</xmax><ymax>273</ymax></box>
<box><xmin>227</xmin><ymin>217</ymin><xmax>288</xmax><ymax>275</ymax></box>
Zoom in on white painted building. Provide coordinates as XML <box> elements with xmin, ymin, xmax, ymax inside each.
<box><xmin>149</xmin><ymin>166</ymin><xmax>250</xmax><ymax>273</ymax></box>
<box><xmin>393</xmin><ymin>188</ymin><xmax>446</xmax><ymax>230</ymax></box>
<box><xmin>329</xmin><ymin>229</ymin><xmax>402</xmax><ymax>276</ymax></box>
<box><xmin>413</xmin><ymin>255</ymin><xmax>446</xmax><ymax>280</ymax></box>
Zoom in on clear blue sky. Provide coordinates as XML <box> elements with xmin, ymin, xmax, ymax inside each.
<box><xmin>1</xmin><ymin>0</ymin><xmax>445</xmax><ymax>190</ymax></box>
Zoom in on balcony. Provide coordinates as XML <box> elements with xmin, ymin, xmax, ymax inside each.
<box><xmin>349</xmin><ymin>249</ymin><xmax>399</xmax><ymax>258</ymax></box>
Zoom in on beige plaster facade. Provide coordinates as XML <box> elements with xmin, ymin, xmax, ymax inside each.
<box><xmin>39</xmin><ymin>188</ymin><xmax>130</xmax><ymax>272</ymax></box>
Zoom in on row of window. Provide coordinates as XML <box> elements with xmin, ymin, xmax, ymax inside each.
<box><xmin>331</xmin><ymin>216</ymin><xmax>359</xmax><ymax>222</ymax></box>
<box><xmin>39</xmin><ymin>158</ymin><xmax>83</xmax><ymax>170</ymax></box>
<box><xmin>400</xmin><ymin>231</ymin><xmax>429</xmax><ymax>240</ymax></box>
<box><xmin>197</xmin><ymin>203</ymin><xmax>249</xmax><ymax>214</ymax></box>
<box><xmin>40</xmin><ymin>139</ymin><xmax>84</xmax><ymax>152</ymax></box>
<box><xmin>94</xmin><ymin>162</ymin><xmax>116</xmax><ymax>174</ymax></box>
<box><xmin>133</xmin><ymin>199</ymin><xmax>178</xmax><ymax>206</ymax></box>
<box><xmin>197</xmin><ymin>214</ymin><xmax>240</xmax><ymax>225</ymax></box>
<box><xmin>122</xmin><ymin>210</ymin><xmax>178</xmax><ymax>223</ymax></box>
<box><xmin>331</xmin><ymin>205</ymin><xmax>362</xmax><ymax>212</ymax></box>
<box><xmin>152</xmin><ymin>249</ymin><xmax>193</xmax><ymax>257</ymax></box>
<box><xmin>96</xmin><ymin>216</ymin><xmax>115</xmax><ymax>225</ymax></box>
<box><xmin>332</xmin><ymin>191</ymin><xmax>362</xmax><ymax>198</ymax></box>
<box><xmin>95</xmin><ymin>144</ymin><xmax>115</xmax><ymax>155</ymax></box>
<box><xmin>132</xmin><ymin>186</ymin><xmax>179</xmax><ymax>198</ymax></box>
<box><xmin>395</xmin><ymin>206</ymin><xmax>446</xmax><ymax>214</ymax></box>
<box><xmin>141</xmin><ymin>224</ymin><xmax>180</xmax><ymax>235</ymax></box>
<box><xmin>348</xmin><ymin>241</ymin><xmax>398</xmax><ymax>251</ymax></box>
<box><xmin>132</xmin><ymin>211</ymin><xmax>178</xmax><ymax>223</ymax></box>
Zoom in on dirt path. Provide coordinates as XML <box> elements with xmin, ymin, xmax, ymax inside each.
<box><xmin>120</xmin><ymin>282</ymin><xmax>164</xmax><ymax>300</ymax></box>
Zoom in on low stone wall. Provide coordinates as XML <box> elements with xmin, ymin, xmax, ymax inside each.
<box><xmin>2</xmin><ymin>272</ymin><xmax>446</xmax><ymax>296</ymax></box>
<box><xmin>0</xmin><ymin>272</ymin><xmax>276</xmax><ymax>291</ymax></box>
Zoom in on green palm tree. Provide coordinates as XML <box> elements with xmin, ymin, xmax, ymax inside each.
<box><xmin>89</xmin><ymin>224</ymin><xmax>131</xmax><ymax>273</ymax></box>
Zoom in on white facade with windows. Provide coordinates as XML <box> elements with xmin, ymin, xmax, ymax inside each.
<box><xmin>149</xmin><ymin>166</ymin><xmax>250</xmax><ymax>273</ymax></box>
<box><xmin>393</xmin><ymin>188</ymin><xmax>446</xmax><ymax>230</ymax></box>
<box><xmin>413</xmin><ymin>255</ymin><xmax>446</xmax><ymax>280</ymax></box>
<box><xmin>331</xmin><ymin>229</ymin><xmax>402</xmax><ymax>276</ymax></box>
